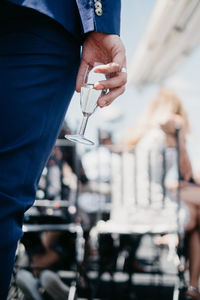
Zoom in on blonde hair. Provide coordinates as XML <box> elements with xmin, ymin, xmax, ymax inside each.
<box><xmin>123</xmin><ymin>88</ymin><xmax>190</xmax><ymax>146</ymax></box>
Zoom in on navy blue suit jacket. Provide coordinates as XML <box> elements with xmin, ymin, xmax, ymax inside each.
<box><xmin>7</xmin><ymin>0</ymin><xmax>121</xmax><ymax>42</ymax></box>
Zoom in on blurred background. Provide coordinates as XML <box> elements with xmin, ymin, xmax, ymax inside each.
<box><xmin>10</xmin><ymin>1</ymin><xmax>200</xmax><ymax>299</ymax></box>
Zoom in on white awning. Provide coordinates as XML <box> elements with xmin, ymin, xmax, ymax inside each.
<box><xmin>129</xmin><ymin>0</ymin><xmax>200</xmax><ymax>86</ymax></box>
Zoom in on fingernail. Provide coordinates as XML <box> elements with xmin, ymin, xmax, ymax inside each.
<box><xmin>94</xmin><ymin>83</ymin><xmax>104</xmax><ymax>90</ymax></box>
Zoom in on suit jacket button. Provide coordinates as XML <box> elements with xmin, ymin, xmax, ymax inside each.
<box><xmin>95</xmin><ymin>8</ymin><xmax>103</xmax><ymax>16</ymax></box>
<box><xmin>95</xmin><ymin>1</ymin><xmax>102</xmax><ymax>9</ymax></box>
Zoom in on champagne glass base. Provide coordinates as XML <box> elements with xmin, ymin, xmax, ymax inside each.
<box><xmin>65</xmin><ymin>134</ymin><xmax>94</xmax><ymax>145</ymax></box>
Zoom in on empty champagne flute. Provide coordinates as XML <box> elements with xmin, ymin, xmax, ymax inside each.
<box><xmin>65</xmin><ymin>62</ymin><xmax>106</xmax><ymax>145</ymax></box>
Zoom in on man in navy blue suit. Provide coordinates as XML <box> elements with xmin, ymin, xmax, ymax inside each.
<box><xmin>0</xmin><ymin>0</ymin><xmax>126</xmax><ymax>297</ymax></box>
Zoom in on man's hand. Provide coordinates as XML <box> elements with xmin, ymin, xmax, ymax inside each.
<box><xmin>76</xmin><ymin>32</ymin><xmax>127</xmax><ymax>107</ymax></box>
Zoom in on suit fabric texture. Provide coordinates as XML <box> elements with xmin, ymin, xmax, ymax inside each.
<box><xmin>7</xmin><ymin>0</ymin><xmax>121</xmax><ymax>38</ymax></box>
<box><xmin>0</xmin><ymin>0</ymin><xmax>121</xmax><ymax>298</ymax></box>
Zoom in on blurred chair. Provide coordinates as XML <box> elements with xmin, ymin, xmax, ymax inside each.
<box><xmin>89</xmin><ymin>129</ymin><xmax>187</xmax><ymax>300</ymax></box>
<box><xmin>9</xmin><ymin>206</ymin><xmax>85</xmax><ymax>300</ymax></box>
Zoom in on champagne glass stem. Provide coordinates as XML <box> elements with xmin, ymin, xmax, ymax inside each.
<box><xmin>79</xmin><ymin>115</ymin><xmax>89</xmax><ymax>136</ymax></box>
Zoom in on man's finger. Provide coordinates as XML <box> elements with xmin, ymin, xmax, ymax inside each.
<box><xmin>94</xmin><ymin>72</ymin><xmax>127</xmax><ymax>90</ymax></box>
<box><xmin>97</xmin><ymin>85</ymin><xmax>126</xmax><ymax>107</ymax></box>
<box><xmin>93</xmin><ymin>62</ymin><xmax>121</xmax><ymax>75</ymax></box>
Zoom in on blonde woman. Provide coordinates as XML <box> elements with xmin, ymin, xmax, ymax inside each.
<box><xmin>123</xmin><ymin>88</ymin><xmax>200</xmax><ymax>300</ymax></box>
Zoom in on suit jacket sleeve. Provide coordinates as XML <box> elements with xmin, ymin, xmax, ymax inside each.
<box><xmin>76</xmin><ymin>0</ymin><xmax>121</xmax><ymax>36</ymax></box>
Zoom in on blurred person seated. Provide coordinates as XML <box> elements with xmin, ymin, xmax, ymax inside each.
<box><xmin>122</xmin><ymin>87</ymin><xmax>200</xmax><ymax>300</ymax></box>
<box><xmin>16</xmin><ymin>228</ymin><xmax>76</xmax><ymax>299</ymax></box>
<box><xmin>37</xmin><ymin>140</ymin><xmax>77</xmax><ymax>202</ymax></box>
<box><xmin>16</xmin><ymin>269</ymin><xmax>69</xmax><ymax>300</ymax></box>
<box><xmin>37</xmin><ymin>121</ymin><xmax>87</xmax><ymax>202</ymax></box>
<box><xmin>46</xmin><ymin>148</ymin><xmax>63</xmax><ymax>200</ymax></box>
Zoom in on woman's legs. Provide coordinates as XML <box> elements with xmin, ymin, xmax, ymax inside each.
<box><xmin>188</xmin><ymin>229</ymin><xmax>200</xmax><ymax>288</ymax></box>
<box><xmin>180</xmin><ymin>183</ymin><xmax>200</xmax><ymax>207</ymax></box>
<box><xmin>184</xmin><ymin>203</ymin><xmax>200</xmax><ymax>298</ymax></box>
<box><xmin>0</xmin><ymin>3</ymin><xmax>80</xmax><ymax>297</ymax></box>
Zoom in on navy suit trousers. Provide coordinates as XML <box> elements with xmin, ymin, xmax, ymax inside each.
<box><xmin>0</xmin><ymin>3</ymin><xmax>80</xmax><ymax>297</ymax></box>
